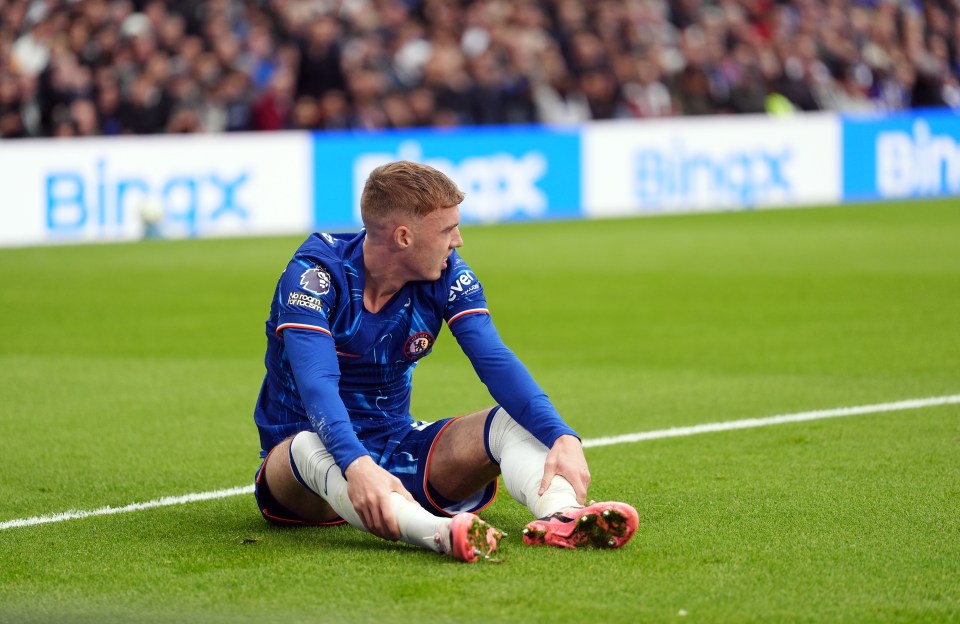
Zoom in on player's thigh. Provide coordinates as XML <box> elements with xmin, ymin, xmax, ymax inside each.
<box><xmin>261</xmin><ymin>436</ymin><xmax>339</xmax><ymax>524</ymax></box>
<box><xmin>428</xmin><ymin>407</ymin><xmax>501</xmax><ymax>501</ymax></box>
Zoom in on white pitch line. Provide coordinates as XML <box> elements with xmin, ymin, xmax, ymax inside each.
<box><xmin>582</xmin><ymin>394</ymin><xmax>960</xmax><ymax>448</ymax></box>
<box><xmin>0</xmin><ymin>485</ymin><xmax>254</xmax><ymax>531</ymax></box>
<box><xmin>2</xmin><ymin>394</ymin><xmax>959</xmax><ymax>532</ymax></box>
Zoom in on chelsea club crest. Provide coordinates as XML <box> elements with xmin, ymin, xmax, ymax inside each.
<box><xmin>403</xmin><ymin>331</ymin><xmax>435</xmax><ymax>360</ymax></box>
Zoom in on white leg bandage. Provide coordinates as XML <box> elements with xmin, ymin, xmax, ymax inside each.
<box><xmin>289</xmin><ymin>431</ymin><xmax>450</xmax><ymax>553</ymax></box>
<box><xmin>485</xmin><ymin>407</ymin><xmax>579</xmax><ymax>518</ymax></box>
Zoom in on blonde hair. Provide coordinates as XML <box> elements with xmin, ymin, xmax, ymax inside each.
<box><xmin>360</xmin><ymin>161</ymin><xmax>465</xmax><ymax>232</ymax></box>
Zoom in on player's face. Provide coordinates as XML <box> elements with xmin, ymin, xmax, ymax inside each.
<box><xmin>410</xmin><ymin>205</ymin><xmax>463</xmax><ymax>281</ymax></box>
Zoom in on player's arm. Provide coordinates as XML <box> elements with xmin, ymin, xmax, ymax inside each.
<box><xmin>282</xmin><ymin>327</ymin><xmax>416</xmax><ymax>539</ymax></box>
<box><xmin>449</xmin><ymin>312</ymin><xmax>591</xmax><ymax>503</ymax></box>
<box><xmin>282</xmin><ymin>327</ymin><xmax>367</xmax><ymax>471</ymax></box>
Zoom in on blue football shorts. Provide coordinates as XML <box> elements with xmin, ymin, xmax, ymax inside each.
<box><xmin>255</xmin><ymin>416</ymin><xmax>499</xmax><ymax>527</ymax></box>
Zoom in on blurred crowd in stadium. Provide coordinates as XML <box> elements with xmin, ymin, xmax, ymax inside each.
<box><xmin>1</xmin><ymin>0</ymin><xmax>959</xmax><ymax>138</ymax></box>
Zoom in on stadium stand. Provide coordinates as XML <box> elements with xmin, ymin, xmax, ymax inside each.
<box><xmin>1</xmin><ymin>0</ymin><xmax>958</xmax><ymax>138</ymax></box>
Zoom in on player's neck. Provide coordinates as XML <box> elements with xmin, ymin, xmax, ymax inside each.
<box><xmin>363</xmin><ymin>282</ymin><xmax>400</xmax><ymax>314</ymax></box>
<box><xmin>362</xmin><ymin>237</ymin><xmax>407</xmax><ymax>314</ymax></box>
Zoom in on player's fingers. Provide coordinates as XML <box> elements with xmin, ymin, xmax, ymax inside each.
<box><xmin>366</xmin><ymin>506</ymin><xmax>388</xmax><ymax>540</ymax></box>
<box><xmin>572</xmin><ymin>476</ymin><xmax>588</xmax><ymax>505</ymax></box>
<box><xmin>380</xmin><ymin>498</ymin><xmax>401</xmax><ymax>541</ymax></box>
<box><xmin>575</xmin><ymin>468</ymin><xmax>591</xmax><ymax>504</ymax></box>
<box><xmin>359</xmin><ymin>497</ymin><xmax>391</xmax><ymax>540</ymax></box>
<box><xmin>539</xmin><ymin>466</ymin><xmax>557</xmax><ymax>496</ymax></box>
<box><xmin>358</xmin><ymin>505</ymin><xmax>375</xmax><ymax>535</ymax></box>
<box><xmin>363</xmin><ymin>490</ymin><xmax>398</xmax><ymax>540</ymax></box>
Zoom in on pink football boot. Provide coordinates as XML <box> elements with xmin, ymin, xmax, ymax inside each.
<box><xmin>438</xmin><ymin>512</ymin><xmax>505</xmax><ymax>562</ymax></box>
<box><xmin>522</xmin><ymin>501</ymin><xmax>639</xmax><ymax>549</ymax></box>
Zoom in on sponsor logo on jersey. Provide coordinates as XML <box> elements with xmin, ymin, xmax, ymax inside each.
<box><xmin>403</xmin><ymin>331</ymin><xmax>435</xmax><ymax>360</ymax></box>
<box><xmin>287</xmin><ymin>292</ymin><xmax>324</xmax><ymax>313</ymax></box>
<box><xmin>447</xmin><ymin>270</ymin><xmax>480</xmax><ymax>302</ymax></box>
<box><xmin>300</xmin><ymin>266</ymin><xmax>331</xmax><ymax>296</ymax></box>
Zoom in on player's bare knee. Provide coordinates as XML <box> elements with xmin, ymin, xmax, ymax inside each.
<box><xmin>428</xmin><ymin>409</ymin><xmax>501</xmax><ymax>500</ymax></box>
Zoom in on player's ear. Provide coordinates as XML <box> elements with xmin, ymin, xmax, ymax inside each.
<box><xmin>393</xmin><ymin>225</ymin><xmax>413</xmax><ymax>249</ymax></box>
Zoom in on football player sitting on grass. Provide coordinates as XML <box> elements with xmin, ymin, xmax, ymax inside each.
<box><xmin>252</xmin><ymin>160</ymin><xmax>638</xmax><ymax>562</ymax></box>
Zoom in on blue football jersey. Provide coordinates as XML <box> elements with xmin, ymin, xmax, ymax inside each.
<box><xmin>254</xmin><ymin>230</ymin><xmax>577</xmax><ymax>470</ymax></box>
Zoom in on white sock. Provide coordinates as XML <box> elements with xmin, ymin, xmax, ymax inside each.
<box><xmin>289</xmin><ymin>431</ymin><xmax>452</xmax><ymax>554</ymax></box>
<box><xmin>485</xmin><ymin>407</ymin><xmax>580</xmax><ymax>518</ymax></box>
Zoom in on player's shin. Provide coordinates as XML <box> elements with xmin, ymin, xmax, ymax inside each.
<box><xmin>289</xmin><ymin>431</ymin><xmax>449</xmax><ymax>553</ymax></box>
<box><xmin>485</xmin><ymin>408</ymin><xmax>579</xmax><ymax>518</ymax></box>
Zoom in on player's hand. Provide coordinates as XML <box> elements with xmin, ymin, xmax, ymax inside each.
<box><xmin>540</xmin><ymin>434</ymin><xmax>591</xmax><ymax>505</ymax></box>
<box><xmin>344</xmin><ymin>456</ymin><xmax>417</xmax><ymax>541</ymax></box>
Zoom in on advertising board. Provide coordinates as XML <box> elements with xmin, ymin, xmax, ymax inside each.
<box><xmin>0</xmin><ymin>133</ymin><xmax>312</xmax><ymax>246</ymax></box>
<box><xmin>311</xmin><ymin>126</ymin><xmax>582</xmax><ymax>230</ymax></box>
<box><xmin>581</xmin><ymin>114</ymin><xmax>842</xmax><ymax>217</ymax></box>
<box><xmin>5</xmin><ymin>108</ymin><xmax>955</xmax><ymax>248</ymax></box>
<box><xmin>842</xmin><ymin>109</ymin><xmax>960</xmax><ymax>201</ymax></box>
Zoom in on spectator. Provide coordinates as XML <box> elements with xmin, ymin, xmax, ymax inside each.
<box><xmin>70</xmin><ymin>97</ymin><xmax>100</xmax><ymax>136</ymax></box>
<box><xmin>531</xmin><ymin>44</ymin><xmax>591</xmax><ymax>124</ymax></box>
<box><xmin>466</xmin><ymin>49</ymin><xmax>535</xmax><ymax>125</ymax></box>
<box><xmin>381</xmin><ymin>90</ymin><xmax>416</xmax><ymax>128</ymax></box>
<box><xmin>250</xmin><ymin>65</ymin><xmax>296</xmax><ymax>131</ymax></box>
<box><xmin>318</xmin><ymin>88</ymin><xmax>351</xmax><ymax>130</ymax></box>
<box><xmin>675</xmin><ymin>64</ymin><xmax>718</xmax><ymax>115</ymax></box>
<box><xmin>420</xmin><ymin>39</ymin><xmax>473</xmax><ymax>125</ymax></box>
<box><xmin>10</xmin><ymin>7</ymin><xmax>53</xmax><ymax>78</ymax></box>
<box><xmin>0</xmin><ymin>72</ymin><xmax>26</xmax><ymax>137</ymax></box>
<box><xmin>296</xmin><ymin>15</ymin><xmax>346</xmax><ymax>98</ymax></box>
<box><xmin>291</xmin><ymin>94</ymin><xmax>322</xmax><ymax>130</ymax></box>
<box><xmin>166</xmin><ymin>104</ymin><xmax>204</xmax><ymax>133</ymax></box>
<box><xmin>578</xmin><ymin>67</ymin><xmax>621</xmax><ymax>119</ymax></box>
<box><xmin>621</xmin><ymin>56</ymin><xmax>675</xmax><ymax>118</ymax></box>
<box><xmin>117</xmin><ymin>73</ymin><xmax>170</xmax><ymax>134</ymax></box>
<box><xmin>407</xmin><ymin>86</ymin><xmax>439</xmax><ymax>127</ymax></box>
<box><xmin>95</xmin><ymin>76</ymin><xmax>124</xmax><ymax>135</ymax></box>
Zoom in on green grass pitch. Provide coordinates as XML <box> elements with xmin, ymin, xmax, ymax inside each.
<box><xmin>1</xmin><ymin>199</ymin><xmax>958</xmax><ymax>623</ymax></box>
